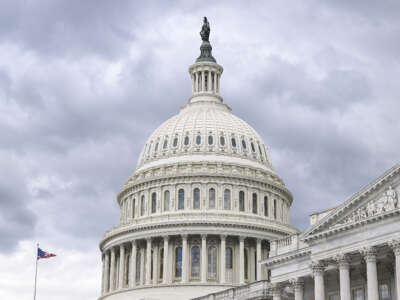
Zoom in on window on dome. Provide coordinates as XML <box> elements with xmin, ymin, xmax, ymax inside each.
<box><xmin>132</xmin><ymin>198</ymin><xmax>135</xmax><ymax>219</ymax></box>
<box><xmin>184</xmin><ymin>136</ymin><xmax>189</xmax><ymax>146</ymax></box>
<box><xmin>164</xmin><ymin>190</ymin><xmax>170</xmax><ymax>212</ymax></box>
<box><xmin>196</xmin><ymin>135</ymin><xmax>201</xmax><ymax>145</ymax></box>
<box><xmin>264</xmin><ymin>196</ymin><xmax>268</xmax><ymax>217</ymax></box>
<box><xmin>231</xmin><ymin>137</ymin><xmax>236</xmax><ymax>147</ymax></box>
<box><xmin>208</xmin><ymin>135</ymin><xmax>213</xmax><ymax>145</ymax></box>
<box><xmin>251</xmin><ymin>142</ymin><xmax>255</xmax><ymax>152</ymax></box>
<box><xmin>211</xmin><ymin>72</ymin><xmax>214</xmax><ymax>91</ymax></box>
<box><xmin>244</xmin><ymin>248</ymin><xmax>249</xmax><ymax>280</ymax></box>
<box><xmin>239</xmin><ymin>191</ymin><xmax>245</xmax><ymax>212</ymax></box>
<box><xmin>242</xmin><ymin>139</ymin><xmax>247</xmax><ymax>150</ymax></box>
<box><xmin>175</xmin><ymin>247</ymin><xmax>182</xmax><ymax>278</ymax></box>
<box><xmin>258</xmin><ymin>145</ymin><xmax>263</xmax><ymax>159</ymax></box>
<box><xmin>224</xmin><ymin>189</ymin><xmax>231</xmax><ymax>210</ymax></box>
<box><xmin>163</xmin><ymin>139</ymin><xmax>168</xmax><ymax>149</ymax></box>
<box><xmin>154</xmin><ymin>142</ymin><xmax>159</xmax><ymax>152</ymax></box>
<box><xmin>147</xmin><ymin>143</ymin><xmax>152</xmax><ymax>155</ymax></box>
<box><xmin>173</xmin><ymin>137</ymin><xmax>178</xmax><ymax>147</ymax></box>
<box><xmin>178</xmin><ymin>189</ymin><xmax>185</xmax><ymax>210</ymax></box>
<box><xmin>205</xmin><ymin>72</ymin><xmax>208</xmax><ymax>91</ymax></box>
<box><xmin>159</xmin><ymin>248</ymin><xmax>164</xmax><ymax>280</ymax></box>
<box><xmin>226</xmin><ymin>247</ymin><xmax>233</xmax><ymax>269</ymax></box>
<box><xmin>193</xmin><ymin>188</ymin><xmax>200</xmax><ymax>209</ymax></box>
<box><xmin>136</xmin><ymin>251</ymin><xmax>141</xmax><ymax>282</ymax></box>
<box><xmin>220</xmin><ymin>136</ymin><xmax>225</xmax><ymax>146</ymax></box>
<box><xmin>151</xmin><ymin>192</ymin><xmax>157</xmax><ymax>214</ymax></box>
<box><xmin>191</xmin><ymin>246</ymin><xmax>200</xmax><ymax>278</ymax></box>
<box><xmin>141</xmin><ymin>195</ymin><xmax>145</xmax><ymax>216</ymax></box>
<box><xmin>207</xmin><ymin>246</ymin><xmax>217</xmax><ymax>279</ymax></box>
<box><xmin>252</xmin><ymin>193</ymin><xmax>258</xmax><ymax>214</ymax></box>
<box><xmin>209</xmin><ymin>188</ymin><xmax>215</xmax><ymax>209</ymax></box>
<box><xmin>274</xmin><ymin>199</ymin><xmax>277</xmax><ymax>219</ymax></box>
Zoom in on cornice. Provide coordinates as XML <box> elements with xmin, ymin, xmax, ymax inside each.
<box><xmin>263</xmin><ymin>247</ymin><xmax>311</xmax><ymax>267</ymax></box>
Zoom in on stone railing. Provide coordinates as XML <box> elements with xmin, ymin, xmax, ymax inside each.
<box><xmin>191</xmin><ymin>280</ymin><xmax>272</xmax><ymax>300</ymax></box>
<box><xmin>270</xmin><ymin>233</ymin><xmax>306</xmax><ymax>256</ymax></box>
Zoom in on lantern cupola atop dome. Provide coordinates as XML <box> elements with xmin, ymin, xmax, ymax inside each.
<box><xmin>189</xmin><ymin>17</ymin><xmax>223</xmax><ymax>104</ymax></box>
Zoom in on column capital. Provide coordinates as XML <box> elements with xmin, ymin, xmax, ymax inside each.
<box><xmin>239</xmin><ymin>236</ymin><xmax>246</xmax><ymax>242</ymax></box>
<box><xmin>181</xmin><ymin>234</ymin><xmax>188</xmax><ymax>239</ymax></box>
<box><xmin>272</xmin><ymin>283</ymin><xmax>282</xmax><ymax>296</ymax></box>
<box><xmin>388</xmin><ymin>239</ymin><xmax>400</xmax><ymax>256</ymax></box>
<box><xmin>131</xmin><ymin>240</ymin><xmax>137</xmax><ymax>246</ymax></box>
<box><xmin>289</xmin><ymin>278</ymin><xmax>304</xmax><ymax>290</ymax></box>
<box><xmin>360</xmin><ymin>246</ymin><xmax>377</xmax><ymax>262</ymax></box>
<box><xmin>110</xmin><ymin>247</ymin><xmax>116</xmax><ymax>253</ymax></box>
<box><xmin>220</xmin><ymin>234</ymin><xmax>227</xmax><ymax>241</ymax></box>
<box><xmin>146</xmin><ymin>237</ymin><xmax>152</xmax><ymax>243</ymax></box>
<box><xmin>163</xmin><ymin>235</ymin><xmax>170</xmax><ymax>242</ymax></box>
<box><xmin>256</xmin><ymin>238</ymin><xmax>262</xmax><ymax>244</ymax></box>
<box><xmin>201</xmin><ymin>234</ymin><xmax>207</xmax><ymax>240</ymax></box>
<box><xmin>334</xmin><ymin>253</ymin><xmax>351</xmax><ymax>268</ymax></box>
<box><xmin>311</xmin><ymin>260</ymin><xmax>326</xmax><ymax>276</ymax></box>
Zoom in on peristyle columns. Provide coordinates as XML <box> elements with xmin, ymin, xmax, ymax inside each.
<box><xmin>118</xmin><ymin>244</ymin><xmax>125</xmax><ymax>289</ymax></box>
<box><xmin>312</xmin><ymin>261</ymin><xmax>325</xmax><ymax>300</ymax></box>
<box><xmin>362</xmin><ymin>247</ymin><xmax>379</xmax><ymax>300</ymax></box>
<box><xmin>201</xmin><ymin>234</ymin><xmax>207</xmax><ymax>283</ymax></box>
<box><xmin>182</xmin><ymin>234</ymin><xmax>188</xmax><ymax>283</ymax></box>
<box><xmin>290</xmin><ymin>278</ymin><xmax>304</xmax><ymax>300</ymax></box>
<box><xmin>145</xmin><ymin>238</ymin><xmax>152</xmax><ymax>285</ymax></box>
<box><xmin>256</xmin><ymin>239</ymin><xmax>262</xmax><ymax>281</ymax></box>
<box><xmin>129</xmin><ymin>241</ymin><xmax>137</xmax><ymax>288</ymax></box>
<box><xmin>220</xmin><ymin>235</ymin><xmax>226</xmax><ymax>284</ymax></box>
<box><xmin>335</xmin><ymin>254</ymin><xmax>351</xmax><ymax>300</ymax></box>
<box><xmin>110</xmin><ymin>247</ymin><xmax>116</xmax><ymax>291</ymax></box>
<box><xmin>103</xmin><ymin>251</ymin><xmax>110</xmax><ymax>293</ymax></box>
<box><xmin>163</xmin><ymin>236</ymin><xmax>169</xmax><ymax>284</ymax></box>
<box><xmin>388</xmin><ymin>240</ymin><xmax>400</xmax><ymax>300</ymax></box>
<box><xmin>239</xmin><ymin>236</ymin><xmax>245</xmax><ymax>284</ymax></box>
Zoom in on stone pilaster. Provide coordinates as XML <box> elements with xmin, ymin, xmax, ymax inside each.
<box><xmin>361</xmin><ymin>247</ymin><xmax>379</xmax><ymax>300</ymax></box>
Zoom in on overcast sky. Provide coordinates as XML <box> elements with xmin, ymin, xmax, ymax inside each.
<box><xmin>1</xmin><ymin>1</ymin><xmax>399</xmax><ymax>299</ymax></box>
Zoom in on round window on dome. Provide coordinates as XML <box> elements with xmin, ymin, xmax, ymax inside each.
<box><xmin>173</xmin><ymin>137</ymin><xmax>178</xmax><ymax>147</ymax></box>
<box><xmin>251</xmin><ymin>142</ymin><xmax>255</xmax><ymax>152</ymax></box>
<box><xmin>242</xmin><ymin>139</ymin><xmax>247</xmax><ymax>149</ymax></box>
<box><xmin>184</xmin><ymin>136</ymin><xmax>189</xmax><ymax>146</ymax></box>
<box><xmin>196</xmin><ymin>135</ymin><xmax>201</xmax><ymax>145</ymax></box>
<box><xmin>231</xmin><ymin>137</ymin><xmax>237</xmax><ymax>147</ymax></box>
<box><xmin>208</xmin><ymin>135</ymin><xmax>213</xmax><ymax>145</ymax></box>
<box><xmin>220</xmin><ymin>136</ymin><xmax>225</xmax><ymax>146</ymax></box>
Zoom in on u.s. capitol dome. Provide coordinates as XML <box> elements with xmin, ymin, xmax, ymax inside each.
<box><xmin>99</xmin><ymin>18</ymin><xmax>298</xmax><ymax>300</ymax></box>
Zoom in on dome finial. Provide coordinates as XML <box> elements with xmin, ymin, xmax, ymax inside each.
<box><xmin>196</xmin><ymin>17</ymin><xmax>216</xmax><ymax>63</ymax></box>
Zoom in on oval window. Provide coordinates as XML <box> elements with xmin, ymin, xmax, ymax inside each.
<box><xmin>208</xmin><ymin>135</ymin><xmax>213</xmax><ymax>145</ymax></box>
<box><xmin>196</xmin><ymin>135</ymin><xmax>201</xmax><ymax>145</ymax></box>
<box><xmin>184</xmin><ymin>136</ymin><xmax>189</xmax><ymax>146</ymax></box>
<box><xmin>220</xmin><ymin>136</ymin><xmax>225</xmax><ymax>146</ymax></box>
<box><xmin>231</xmin><ymin>137</ymin><xmax>237</xmax><ymax>147</ymax></box>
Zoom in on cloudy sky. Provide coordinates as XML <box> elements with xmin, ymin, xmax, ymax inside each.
<box><xmin>1</xmin><ymin>1</ymin><xmax>399</xmax><ymax>299</ymax></box>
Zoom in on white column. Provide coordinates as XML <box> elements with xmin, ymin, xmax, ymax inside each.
<box><xmin>336</xmin><ymin>254</ymin><xmax>351</xmax><ymax>300</ymax></box>
<box><xmin>182</xmin><ymin>234</ymin><xmax>188</xmax><ymax>283</ymax></box>
<box><xmin>110</xmin><ymin>247</ymin><xmax>116</xmax><ymax>291</ymax></box>
<box><xmin>129</xmin><ymin>241</ymin><xmax>137</xmax><ymax>288</ymax></box>
<box><xmin>153</xmin><ymin>243</ymin><xmax>159</xmax><ymax>284</ymax></box>
<box><xmin>103</xmin><ymin>251</ymin><xmax>110</xmax><ymax>294</ymax></box>
<box><xmin>191</xmin><ymin>73</ymin><xmax>195</xmax><ymax>93</ymax></box>
<box><xmin>214</xmin><ymin>71</ymin><xmax>217</xmax><ymax>93</ymax></box>
<box><xmin>140</xmin><ymin>247</ymin><xmax>145</xmax><ymax>285</ymax></box>
<box><xmin>101</xmin><ymin>254</ymin><xmax>105</xmax><ymax>293</ymax></box>
<box><xmin>201</xmin><ymin>234</ymin><xmax>207</xmax><ymax>283</ymax></box>
<box><xmin>362</xmin><ymin>247</ymin><xmax>379</xmax><ymax>300</ymax></box>
<box><xmin>163</xmin><ymin>236</ymin><xmax>169</xmax><ymax>284</ymax></box>
<box><xmin>256</xmin><ymin>239</ymin><xmax>262</xmax><ymax>281</ymax></box>
<box><xmin>389</xmin><ymin>240</ymin><xmax>400</xmax><ymax>300</ymax></box>
<box><xmin>290</xmin><ymin>278</ymin><xmax>304</xmax><ymax>300</ymax></box>
<box><xmin>239</xmin><ymin>236</ymin><xmax>245</xmax><ymax>284</ymax></box>
<box><xmin>272</xmin><ymin>284</ymin><xmax>282</xmax><ymax>300</ymax></box>
<box><xmin>220</xmin><ymin>235</ymin><xmax>226</xmax><ymax>284</ymax></box>
<box><xmin>312</xmin><ymin>261</ymin><xmax>325</xmax><ymax>300</ymax></box>
<box><xmin>145</xmin><ymin>238</ymin><xmax>152</xmax><ymax>285</ymax></box>
<box><xmin>118</xmin><ymin>244</ymin><xmax>125</xmax><ymax>289</ymax></box>
<box><xmin>201</xmin><ymin>71</ymin><xmax>205</xmax><ymax>92</ymax></box>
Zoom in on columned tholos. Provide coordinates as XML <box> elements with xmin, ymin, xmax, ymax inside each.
<box><xmin>290</xmin><ymin>278</ymin><xmax>304</xmax><ymax>300</ymax></box>
<box><xmin>182</xmin><ymin>234</ymin><xmax>188</xmax><ymax>283</ymax></box>
<box><xmin>239</xmin><ymin>236</ymin><xmax>245</xmax><ymax>284</ymax></box>
<box><xmin>362</xmin><ymin>247</ymin><xmax>379</xmax><ymax>300</ymax></box>
<box><xmin>256</xmin><ymin>239</ymin><xmax>262</xmax><ymax>281</ymax></box>
<box><xmin>201</xmin><ymin>234</ymin><xmax>207</xmax><ymax>283</ymax></box>
<box><xmin>118</xmin><ymin>244</ymin><xmax>125</xmax><ymax>289</ymax></box>
<box><xmin>312</xmin><ymin>261</ymin><xmax>325</xmax><ymax>300</ymax></box>
<box><xmin>220</xmin><ymin>235</ymin><xmax>226</xmax><ymax>284</ymax></box>
<box><xmin>388</xmin><ymin>240</ymin><xmax>400</xmax><ymax>300</ymax></box>
<box><xmin>145</xmin><ymin>238</ymin><xmax>152</xmax><ymax>285</ymax></box>
<box><xmin>163</xmin><ymin>236</ymin><xmax>169</xmax><ymax>284</ymax></box>
<box><xmin>104</xmin><ymin>251</ymin><xmax>110</xmax><ymax>293</ymax></box>
<box><xmin>110</xmin><ymin>248</ymin><xmax>116</xmax><ymax>291</ymax></box>
<box><xmin>335</xmin><ymin>254</ymin><xmax>351</xmax><ymax>300</ymax></box>
<box><xmin>129</xmin><ymin>241</ymin><xmax>136</xmax><ymax>288</ymax></box>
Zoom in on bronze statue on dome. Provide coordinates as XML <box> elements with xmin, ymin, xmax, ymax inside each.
<box><xmin>200</xmin><ymin>17</ymin><xmax>210</xmax><ymax>42</ymax></box>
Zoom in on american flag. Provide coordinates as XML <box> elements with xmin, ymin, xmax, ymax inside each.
<box><xmin>37</xmin><ymin>248</ymin><xmax>56</xmax><ymax>260</ymax></box>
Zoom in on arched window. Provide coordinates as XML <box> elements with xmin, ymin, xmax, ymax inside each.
<box><xmin>193</xmin><ymin>188</ymin><xmax>200</xmax><ymax>209</ymax></box>
<box><xmin>147</xmin><ymin>142</ymin><xmax>152</xmax><ymax>155</ymax></box>
<box><xmin>220</xmin><ymin>136</ymin><xmax>225</xmax><ymax>146</ymax></box>
<box><xmin>258</xmin><ymin>145</ymin><xmax>263</xmax><ymax>158</ymax></box>
<box><xmin>244</xmin><ymin>248</ymin><xmax>249</xmax><ymax>280</ymax></box>
<box><xmin>242</xmin><ymin>139</ymin><xmax>247</xmax><ymax>150</ymax></box>
<box><xmin>264</xmin><ymin>196</ymin><xmax>268</xmax><ymax>217</ymax></box>
<box><xmin>239</xmin><ymin>191</ymin><xmax>245</xmax><ymax>212</ymax></box>
<box><xmin>231</xmin><ymin>137</ymin><xmax>237</xmax><ymax>147</ymax></box>
<box><xmin>151</xmin><ymin>249</ymin><xmax>154</xmax><ymax>280</ymax></box>
<box><xmin>208</xmin><ymin>246</ymin><xmax>217</xmax><ymax>279</ymax></box>
<box><xmin>173</xmin><ymin>137</ymin><xmax>178</xmax><ymax>147</ymax></box>
<box><xmin>196</xmin><ymin>135</ymin><xmax>201</xmax><ymax>145</ymax></box>
<box><xmin>132</xmin><ymin>198</ymin><xmax>135</xmax><ymax>219</ymax></box>
<box><xmin>178</xmin><ymin>189</ymin><xmax>185</xmax><ymax>210</ymax></box>
<box><xmin>151</xmin><ymin>192</ymin><xmax>157</xmax><ymax>214</ymax></box>
<box><xmin>136</xmin><ymin>251</ymin><xmax>141</xmax><ymax>282</ymax></box>
<box><xmin>209</xmin><ymin>188</ymin><xmax>215</xmax><ymax>209</ymax></box>
<box><xmin>208</xmin><ymin>135</ymin><xmax>213</xmax><ymax>145</ymax></box>
<box><xmin>184</xmin><ymin>136</ymin><xmax>189</xmax><ymax>146</ymax></box>
<box><xmin>224</xmin><ymin>189</ymin><xmax>231</xmax><ymax>210</ymax></box>
<box><xmin>175</xmin><ymin>247</ymin><xmax>182</xmax><ymax>278</ymax></box>
<box><xmin>252</xmin><ymin>193</ymin><xmax>258</xmax><ymax>214</ymax></box>
<box><xmin>191</xmin><ymin>246</ymin><xmax>200</xmax><ymax>278</ymax></box>
<box><xmin>164</xmin><ymin>190</ymin><xmax>170</xmax><ymax>212</ymax></box>
<box><xmin>274</xmin><ymin>199</ymin><xmax>277</xmax><ymax>219</ymax></box>
<box><xmin>163</xmin><ymin>139</ymin><xmax>168</xmax><ymax>149</ymax></box>
<box><xmin>159</xmin><ymin>248</ymin><xmax>164</xmax><ymax>280</ymax></box>
<box><xmin>251</xmin><ymin>142</ymin><xmax>255</xmax><ymax>152</ymax></box>
<box><xmin>226</xmin><ymin>247</ymin><xmax>233</xmax><ymax>269</ymax></box>
<box><xmin>141</xmin><ymin>195</ymin><xmax>145</xmax><ymax>216</ymax></box>
<box><xmin>154</xmin><ymin>142</ymin><xmax>159</xmax><ymax>152</ymax></box>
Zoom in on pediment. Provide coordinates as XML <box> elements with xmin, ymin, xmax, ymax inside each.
<box><xmin>303</xmin><ymin>164</ymin><xmax>400</xmax><ymax>241</ymax></box>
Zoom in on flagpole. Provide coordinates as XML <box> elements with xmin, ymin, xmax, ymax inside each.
<box><xmin>33</xmin><ymin>243</ymin><xmax>39</xmax><ymax>300</ymax></box>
